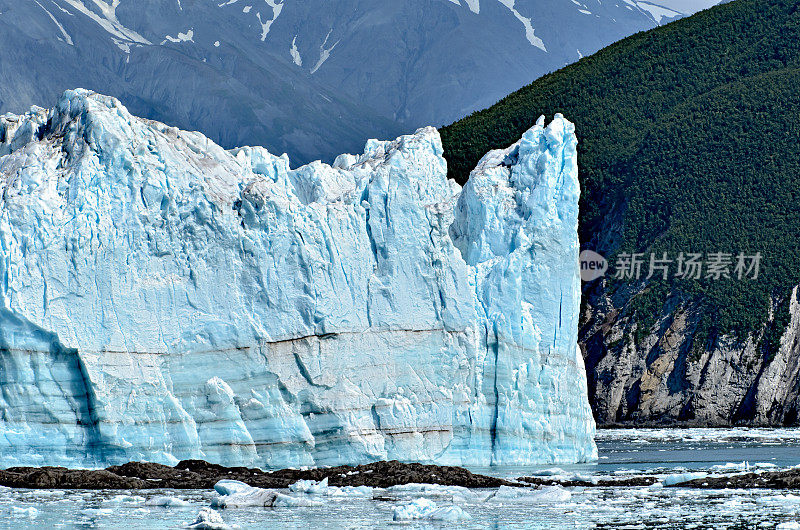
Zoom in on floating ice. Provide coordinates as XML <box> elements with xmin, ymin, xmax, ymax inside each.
<box><xmin>709</xmin><ymin>461</ymin><xmax>778</xmax><ymax>473</ymax></box>
<box><xmin>289</xmin><ymin>477</ymin><xmax>373</xmax><ymax>497</ymax></box>
<box><xmin>662</xmin><ymin>473</ymin><xmax>708</xmax><ymax>486</ymax></box>
<box><xmin>489</xmin><ymin>485</ymin><xmax>572</xmax><ymax>503</ymax></box>
<box><xmin>387</xmin><ymin>483</ymin><xmax>474</xmax><ymax>498</ymax></box>
<box><xmin>145</xmin><ymin>496</ymin><xmax>191</xmax><ymax>507</ymax></box>
<box><xmin>393</xmin><ymin>498</ymin><xmax>471</xmax><ymax>521</ymax></box>
<box><xmin>0</xmin><ymin>90</ymin><xmax>596</xmax><ymax>469</ymax></box>
<box><xmin>104</xmin><ymin>494</ymin><xmax>146</xmax><ymax>505</ymax></box>
<box><xmin>213</xmin><ymin>481</ymin><xmax>255</xmax><ymax>497</ymax></box>
<box><xmin>596</xmin><ymin>428</ymin><xmax>800</xmax><ymax>446</ymax></box>
<box><xmin>289</xmin><ymin>477</ymin><xmax>331</xmax><ymax>495</ymax></box>
<box><xmin>332</xmin><ymin>486</ymin><xmax>374</xmax><ymax>497</ymax></box>
<box><xmin>211</xmin><ymin>480</ymin><xmax>277</xmax><ymax>508</ymax></box>
<box><xmin>10</xmin><ymin>506</ymin><xmax>38</xmax><ymax>518</ymax></box>
<box><xmin>272</xmin><ymin>493</ymin><xmax>323</xmax><ymax>507</ymax></box>
<box><xmin>530</xmin><ymin>468</ymin><xmax>568</xmax><ymax>477</ymax></box>
<box><xmin>187</xmin><ymin>507</ymin><xmax>232</xmax><ymax>530</ymax></box>
<box><xmin>393</xmin><ymin>497</ymin><xmax>436</xmax><ymax>520</ymax></box>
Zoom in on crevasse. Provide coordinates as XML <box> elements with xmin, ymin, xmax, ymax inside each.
<box><xmin>0</xmin><ymin>89</ymin><xmax>596</xmax><ymax>468</ymax></box>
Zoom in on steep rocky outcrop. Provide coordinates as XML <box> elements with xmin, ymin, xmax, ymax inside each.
<box><xmin>580</xmin><ymin>283</ymin><xmax>800</xmax><ymax>426</ymax></box>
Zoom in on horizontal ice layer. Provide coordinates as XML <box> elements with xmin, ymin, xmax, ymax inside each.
<box><xmin>0</xmin><ymin>89</ymin><xmax>596</xmax><ymax>468</ymax></box>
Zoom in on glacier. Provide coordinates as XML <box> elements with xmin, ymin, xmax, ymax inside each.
<box><xmin>0</xmin><ymin>89</ymin><xmax>596</xmax><ymax>469</ymax></box>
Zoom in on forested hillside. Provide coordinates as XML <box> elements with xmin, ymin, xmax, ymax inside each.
<box><xmin>442</xmin><ymin>0</ymin><xmax>800</xmax><ymax>425</ymax></box>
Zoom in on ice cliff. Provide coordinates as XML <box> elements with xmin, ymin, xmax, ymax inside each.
<box><xmin>0</xmin><ymin>90</ymin><xmax>596</xmax><ymax>468</ymax></box>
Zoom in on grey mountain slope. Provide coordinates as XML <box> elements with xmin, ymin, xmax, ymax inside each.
<box><xmin>0</xmin><ymin>0</ymin><xmax>400</xmax><ymax>164</ymax></box>
<box><xmin>1</xmin><ymin>0</ymin><xmax>716</xmax><ymax>164</ymax></box>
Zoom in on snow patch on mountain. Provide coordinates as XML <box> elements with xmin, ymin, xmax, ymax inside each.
<box><xmin>163</xmin><ymin>29</ymin><xmax>195</xmax><ymax>44</ymax></box>
<box><xmin>311</xmin><ymin>29</ymin><xmax>340</xmax><ymax>74</ymax></box>
<box><xmin>290</xmin><ymin>36</ymin><xmax>303</xmax><ymax>66</ymax></box>
<box><xmin>256</xmin><ymin>0</ymin><xmax>283</xmax><ymax>41</ymax></box>
<box><xmin>34</xmin><ymin>1</ymin><xmax>74</xmax><ymax>45</ymax></box>
<box><xmin>463</xmin><ymin>0</ymin><xmax>481</xmax><ymax>14</ymax></box>
<box><xmin>497</xmin><ymin>0</ymin><xmax>546</xmax><ymax>51</ymax></box>
<box><xmin>59</xmin><ymin>0</ymin><xmax>150</xmax><ymax>45</ymax></box>
<box><xmin>628</xmin><ymin>1</ymin><xmax>681</xmax><ymax>23</ymax></box>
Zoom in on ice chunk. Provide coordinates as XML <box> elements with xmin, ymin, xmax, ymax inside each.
<box><xmin>334</xmin><ymin>486</ymin><xmax>374</xmax><ymax>497</ymax></box>
<box><xmin>392</xmin><ymin>498</ymin><xmax>471</xmax><ymax>521</ymax></box>
<box><xmin>392</xmin><ymin>497</ymin><xmax>437</xmax><ymax>520</ymax></box>
<box><xmin>211</xmin><ymin>480</ymin><xmax>277</xmax><ymax>508</ymax></box>
<box><xmin>530</xmin><ymin>468</ymin><xmax>568</xmax><ymax>477</ymax></box>
<box><xmin>11</xmin><ymin>506</ymin><xmax>39</xmax><ymax>518</ymax></box>
<box><xmin>145</xmin><ymin>496</ymin><xmax>191</xmax><ymax>507</ymax></box>
<box><xmin>108</xmin><ymin>494</ymin><xmax>146</xmax><ymax>503</ymax></box>
<box><xmin>777</xmin><ymin>523</ymin><xmax>800</xmax><ymax>530</ymax></box>
<box><xmin>289</xmin><ymin>477</ymin><xmax>331</xmax><ymax>495</ymax></box>
<box><xmin>214</xmin><ymin>480</ymin><xmax>256</xmax><ymax>496</ymax></box>
<box><xmin>710</xmin><ymin>461</ymin><xmax>778</xmax><ymax>473</ymax></box>
<box><xmin>427</xmin><ymin>505</ymin><xmax>472</xmax><ymax>521</ymax></box>
<box><xmin>662</xmin><ymin>473</ymin><xmax>708</xmax><ymax>486</ymax></box>
<box><xmin>489</xmin><ymin>485</ymin><xmax>572</xmax><ymax>502</ymax></box>
<box><xmin>272</xmin><ymin>493</ymin><xmax>323</xmax><ymax>507</ymax></box>
<box><xmin>187</xmin><ymin>507</ymin><xmax>232</xmax><ymax>530</ymax></box>
<box><xmin>103</xmin><ymin>494</ymin><xmax>146</xmax><ymax>506</ymax></box>
<box><xmin>387</xmin><ymin>483</ymin><xmax>475</xmax><ymax>499</ymax></box>
<box><xmin>289</xmin><ymin>477</ymin><xmax>373</xmax><ymax>497</ymax></box>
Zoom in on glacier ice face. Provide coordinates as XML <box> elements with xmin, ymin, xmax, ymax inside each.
<box><xmin>0</xmin><ymin>89</ymin><xmax>596</xmax><ymax>469</ymax></box>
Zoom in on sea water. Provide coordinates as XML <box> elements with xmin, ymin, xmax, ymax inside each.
<box><xmin>0</xmin><ymin>428</ymin><xmax>798</xmax><ymax>529</ymax></box>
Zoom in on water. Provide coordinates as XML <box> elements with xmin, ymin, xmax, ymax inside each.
<box><xmin>1</xmin><ymin>428</ymin><xmax>799</xmax><ymax>529</ymax></box>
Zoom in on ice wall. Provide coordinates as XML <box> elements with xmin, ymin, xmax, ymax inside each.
<box><xmin>0</xmin><ymin>90</ymin><xmax>596</xmax><ymax>468</ymax></box>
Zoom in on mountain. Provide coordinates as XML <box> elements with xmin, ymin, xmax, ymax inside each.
<box><xmin>441</xmin><ymin>0</ymin><xmax>800</xmax><ymax>426</ymax></box>
<box><xmin>0</xmin><ymin>89</ymin><xmax>595</xmax><ymax>468</ymax></box>
<box><xmin>0</xmin><ymin>0</ymin><xmax>398</xmax><ymax>167</ymax></box>
<box><xmin>0</xmin><ymin>0</ymin><xmax>716</xmax><ymax>165</ymax></box>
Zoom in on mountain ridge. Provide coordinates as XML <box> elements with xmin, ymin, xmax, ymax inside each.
<box><xmin>1</xmin><ymin>0</ymin><xmax>715</xmax><ymax>165</ymax></box>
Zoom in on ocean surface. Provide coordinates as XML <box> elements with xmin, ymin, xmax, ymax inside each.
<box><xmin>2</xmin><ymin>428</ymin><xmax>799</xmax><ymax>529</ymax></box>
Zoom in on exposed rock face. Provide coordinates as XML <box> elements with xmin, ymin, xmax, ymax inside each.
<box><xmin>581</xmin><ymin>282</ymin><xmax>800</xmax><ymax>426</ymax></box>
<box><xmin>0</xmin><ymin>90</ymin><xmax>595</xmax><ymax>469</ymax></box>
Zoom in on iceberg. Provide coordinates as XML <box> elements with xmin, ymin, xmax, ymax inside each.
<box><xmin>211</xmin><ymin>479</ymin><xmax>324</xmax><ymax>508</ymax></box>
<box><xmin>186</xmin><ymin>507</ymin><xmax>231</xmax><ymax>530</ymax></box>
<box><xmin>0</xmin><ymin>89</ymin><xmax>596</xmax><ymax>469</ymax></box>
<box><xmin>211</xmin><ymin>480</ymin><xmax>278</xmax><ymax>508</ymax></box>
<box><xmin>288</xmin><ymin>477</ymin><xmax>373</xmax><ymax>497</ymax></box>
